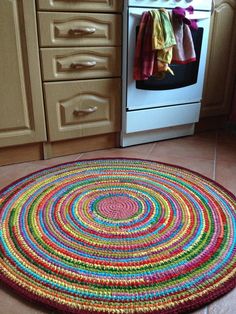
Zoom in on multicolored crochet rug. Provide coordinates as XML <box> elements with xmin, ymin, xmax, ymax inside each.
<box><xmin>0</xmin><ymin>158</ymin><xmax>236</xmax><ymax>314</ymax></box>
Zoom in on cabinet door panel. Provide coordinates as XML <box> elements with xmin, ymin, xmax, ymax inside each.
<box><xmin>202</xmin><ymin>0</ymin><xmax>236</xmax><ymax>116</ymax></box>
<box><xmin>0</xmin><ymin>0</ymin><xmax>46</xmax><ymax>147</ymax></box>
<box><xmin>37</xmin><ymin>0</ymin><xmax>122</xmax><ymax>12</ymax></box>
<box><xmin>40</xmin><ymin>47</ymin><xmax>121</xmax><ymax>81</ymax></box>
<box><xmin>44</xmin><ymin>79</ymin><xmax>121</xmax><ymax>141</ymax></box>
<box><xmin>38</xmin><ymin>12</ymin><xmax>121</xmax><ymax>47</ymax></box>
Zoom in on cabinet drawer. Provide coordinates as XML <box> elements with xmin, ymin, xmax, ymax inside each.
<box><xmin>37</xmin><ymin>0</ymin><xmax>122</xmax><ymax>12</ymax></box>
<box><xmin>38</xmin><ymin>12</ymin><xmax>121</xmax><ymax>47</ymax></box>
<box><xmin>44</xmin><ymin>79</ymin><xmax>121</xmax><ymax>141</ymax></box>
<box><xmin>41</xmin><ymin>47</ymin><xmax>121</xmax><ymax>81</ymax></box>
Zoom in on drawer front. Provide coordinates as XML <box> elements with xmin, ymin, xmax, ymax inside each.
<box><xmin>38</xmin><ymin>12</ymin><xmax>121</xmax><ymax>47</ymax></box>
<box><xmin>37</xmin><ymin>0</ymin><xmax>123</xmax><ymax>12</ymax></box>
<box><xmin>41</xmin><ymin>47</ymin><xmax>121</xmax><ymax>81</ymax></box>
<box><xmin>126</xmin><ymin>103</ymin><xmax>201</xmax><ymax>133</ymax></box>
<box><xmin>44</xmin><ymin>79</ymin><xmax>121</xmax><ymax>141</ymax></box>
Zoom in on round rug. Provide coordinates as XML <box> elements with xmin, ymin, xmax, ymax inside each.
<box><xmin>0</xmin><ymin>158</ymin><xmax>235</xmax><ymax>314</ymax></box>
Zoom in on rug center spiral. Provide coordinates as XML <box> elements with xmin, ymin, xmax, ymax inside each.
<box><xmin>97</xmin><ymin>195</ymin><xmax>139</xmax><ymax>220</ymax></box>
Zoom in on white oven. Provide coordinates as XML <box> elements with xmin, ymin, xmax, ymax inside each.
<box><xmin>121</xmin><ymin>0</ymin><xmax>212</xmax><ymax>147</ymax></box>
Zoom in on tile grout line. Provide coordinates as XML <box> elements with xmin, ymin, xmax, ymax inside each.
<box><xmin>75</xmin><ymin>153</ymin><xmax>84</xmax><ymax>161</ymax></box>
<box><xmin>212</xmin><ymin>131</ymin><xmax>218</xmax><ymax>181</ymax></box>
<box><xmin>146</xmin><ymin>142</ymin><xmax>156</xmax><ymax>159</ymax></box>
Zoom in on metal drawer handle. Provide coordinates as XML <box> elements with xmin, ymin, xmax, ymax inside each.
<box><xmin>73</xmin><ymin>106</ymin><xmax>98</xmax><ymax>115</ymax></box>
<box><xmin>70</xmin><ymin>61</ymin><xmax>97</xmax><ymax>69</ymax></box>
<box><xmin>68</xmin><ymin>27</ymin><xmax>96</xmax><ymax>36</ymax></box>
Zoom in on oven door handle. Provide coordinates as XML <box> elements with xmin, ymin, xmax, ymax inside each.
<box><xmin>131</xmin><ymin>12</ymin><xmax>210</xmax><ymax>21</ymax></box>
<box><xmin>185</xmin><ymin>12</ymin><xmax>210</xmax><ymax>20</ymax></box>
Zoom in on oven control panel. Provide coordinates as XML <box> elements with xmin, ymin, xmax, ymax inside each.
<box><xmin>128</xmin><ymin>0</ymin><xmax>212</xmax><ymax>11</ymax></box>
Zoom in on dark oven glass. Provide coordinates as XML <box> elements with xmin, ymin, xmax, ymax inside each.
<box><xmin>136</xmin><ymin>28</ymin><xmax>204</xmax><ymax>91</ymax></box>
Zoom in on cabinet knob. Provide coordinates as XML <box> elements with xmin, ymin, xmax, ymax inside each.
<box><xmin>73</xmin><ymin>106</ymin><xmax>98</xmax><ymax>115</ymax></box>
<box><xmin>68</xmin><ymin>27</ymin><xmax>96</xmax><ymax>36</ymax></box>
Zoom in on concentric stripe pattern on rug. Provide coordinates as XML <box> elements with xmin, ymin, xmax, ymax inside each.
<box><xmin>0</xmin><ymin>158</ymin><xmax>236</xmax><ymax>313</ymax></box>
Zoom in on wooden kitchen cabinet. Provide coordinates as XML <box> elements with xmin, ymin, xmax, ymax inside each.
<box><xmin>38</xmin><ymin>1</ymin><xmax>122</xmax><ymax>158</ymax></box>
<box><xmin>201</xmin><ymin>0</ymin><xmax>236</xmax><ymax>118</ymax></box>
<box><xmin>44</xmin><ymin>78</ymin><xmax>121</xmax><ymax>141</ymax></box>
<box><xmin>0</xmin><ymin>0</ymin><xmax>46</xmax><ymax>149</ymax></box>
<box><xmin>37</xmin><ymin>12</ymin><xmax>121</xmax><ymax>48</ymax></box>
<box><xmin>0</xmin><ymin>0</ymin><xmax>122</xmax><ymax>165</ymax></box>
<box><xmin>40</xmin><ymin>47</ymin><xmax>121</xmax><ymax>81</ymax></box>
<box><xmin>36</xmin><ymin>0</ymin><xmax>123</xmax><ymax>12</ymax></box>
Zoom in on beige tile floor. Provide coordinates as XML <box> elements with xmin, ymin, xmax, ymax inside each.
<box><xmin>0</xmin><ymin>130</ymin><xmax>236</xmax><ymax>314</ymax></box>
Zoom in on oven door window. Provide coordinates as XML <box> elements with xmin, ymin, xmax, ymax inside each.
<box><xmin>136</xmin><ymin>28</ymin><xmax>204</xmax><ymax>91</ymax></box>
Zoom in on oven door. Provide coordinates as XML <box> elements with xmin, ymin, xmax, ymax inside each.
<box><xmin>126</xmin><ymin>8</ymin><xmax>211</xmax><ymax>111</ymax></box>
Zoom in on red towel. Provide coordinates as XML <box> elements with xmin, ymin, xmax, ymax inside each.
<box><xmin>133</xmin><ymin>12</ymin><xmax>155</xmax><ymax>80</ymax></box>
<box><xmin>142</xmin><ymin>11</ymin><xmax>155</xmax><ymax>79</ymax></box>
